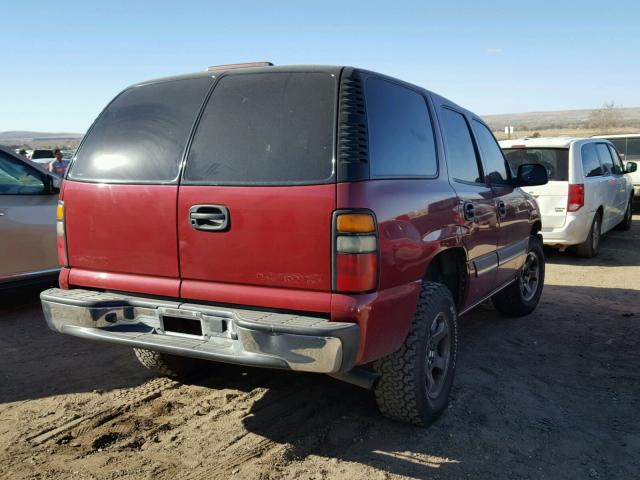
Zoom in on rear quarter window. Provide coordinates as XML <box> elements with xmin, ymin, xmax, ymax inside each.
<box><xmin>365</xmin><ymin>78</ymin><xmax>437</xmax><ymax>178</ymax></box>
<box><xmin>68</xmin><ymin>77</ymin><xmax>213</xmax><ymax>183</ymax></box>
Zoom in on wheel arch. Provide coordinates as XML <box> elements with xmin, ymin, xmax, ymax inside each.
<box><xmin>423</xmin><ymin>247</ymin><xmax>467</xmax><ymax>310</ymax></box>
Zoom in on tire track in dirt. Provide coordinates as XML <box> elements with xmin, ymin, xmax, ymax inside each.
<box><xmin>25</xmin><ymin>377</ymin><xmax>178</xmax><ymax>446</ymax></box>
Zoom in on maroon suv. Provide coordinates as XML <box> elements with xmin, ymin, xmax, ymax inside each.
<box><xmin>41</xmin><ymin>63</ymin><xmax>548</xmax><ymax>425</ymax></box>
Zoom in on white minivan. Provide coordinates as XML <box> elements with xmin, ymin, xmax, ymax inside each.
<box><xmin>500</xmin><ymin>137</ymin><xmax>637</xmax><ymax>257</ymax></box>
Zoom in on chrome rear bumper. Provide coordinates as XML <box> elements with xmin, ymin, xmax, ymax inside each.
<box><xmin>41</xmin><ymin>288</ymin><xmax>359</xmax><ymax>374</ymax></box>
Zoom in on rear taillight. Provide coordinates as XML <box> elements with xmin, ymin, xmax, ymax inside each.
<box><xmin>333</xmin><ymin>212</ymin><xmax>378</xmax><ymax>293</ymax></box>
<box><xmin>56</xmin><ymin>200</ymin><xmax>69</xmax><ymax>266</ymax></box>
<box><xmin>567</xmin><ymin>184</ymin><xmax>584</xmax><ymax>212</ymax></box>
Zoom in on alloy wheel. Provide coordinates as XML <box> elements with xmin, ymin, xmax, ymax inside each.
<box><xmin>425</xmin><ymin>312</ymin><xmax>451</xmax><ymax>399</ymax></box>
<box><xmin>520</xmin><ymin>251</ymin><xmax>540</xmax><ymax>302</ymax></box>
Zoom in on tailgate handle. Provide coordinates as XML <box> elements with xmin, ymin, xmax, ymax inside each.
<box><xmin>189</xmin><ymin>205</ymin><xmax>229</xmax><ymax>231</ymax></box>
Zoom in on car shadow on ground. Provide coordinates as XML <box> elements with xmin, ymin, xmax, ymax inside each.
<box><xmin>237</xmin><ymin>283</ymin><xmax>639</xmax><ymax>478</ymax></box>
<box><xmin>0</xmin><ymin>285</ymin><xmax>154</xmax><ymax>404</ymax></box>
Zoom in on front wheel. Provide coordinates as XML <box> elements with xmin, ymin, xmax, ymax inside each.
<box><xmin>373</xmin><ymin>282</ymin><xmax>458</xmax><ymax>426</ymax></box>
<box><xmin>492</xmin><ymin>235</ymin><xmax>545</xmax><ymax>316</ymax></box>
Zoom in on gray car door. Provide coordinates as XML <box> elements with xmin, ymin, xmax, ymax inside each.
<box><xmin>0</xmin><ymin>151</ymin><xmax>58</xmax><ymax>281</ymax></box>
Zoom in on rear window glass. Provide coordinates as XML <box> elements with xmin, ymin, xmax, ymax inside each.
<box><xmin>365</xmin><ymin>78</ymin><xmax>437</xmax><ymax>178</ymax></box>
<box><xmin>31</xmin><ymin>150</ymin><xmax>54</xmax><ymax>160</ymax></box>
<box><xmin>183</xmin><ymin>72</ymin><xmax>335</xmax><ymax>185</ymax></box>
<box><xmin>69</xmin><ymin>77</ymin><xmax>212</xmax><ymax>183</ymax></box>
<box><xmin>503</xmin><ymin>148</ymin><xmax>569</xmax><ymax>181</ymax></box>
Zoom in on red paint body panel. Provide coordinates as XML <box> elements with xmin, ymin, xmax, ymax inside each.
<box><xmin>336</xmin><ymin>179</ymin><xmax>462</xmax><ymax>361</ymax></box>
<box><xmin>68</xmin><ymin>268</ymin><xmax>180</xmax><ymax>297</ymax></box>
<box><xmin>63</xmin><ymin>181</ymin><xmax>180</xmax><ymax>278</ymax></box>
<box><xmin>180</xmin><ymin>280</ymin><xmax>331</xmax><ymax>313</ymax></box>
<box><xmin>58</xmin><ymin>267</ymin><xmax>70</xmax><ymax>290</ymax></box>
<box><xmin>331</xmin><ymin>282</ymin><xmax>422</xmax><ymax>364</ymax></box>
<box><xmin>177</xmin><ymin>185</ymin><xmax>335</xmax><ymax>291</ymax></box>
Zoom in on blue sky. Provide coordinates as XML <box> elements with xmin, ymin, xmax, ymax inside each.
<box><xmin>2</xmin><ymin>0</ymin><xmax>639</xmax><ymax>132</ymax></box>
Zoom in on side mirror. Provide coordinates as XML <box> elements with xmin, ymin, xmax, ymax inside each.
<box><xmin>515</xmin><ymin>163</ymin><xmax>548</xmax><ymax>187</ymax></box>
<box><xmin>626</xmin><ymin>161</ymin><xmax>638</xmax><ymax>174</ymax></box>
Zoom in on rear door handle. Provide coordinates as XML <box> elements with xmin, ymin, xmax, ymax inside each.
<box><xmin>463</xmin><ymin>202</ymin><xmax>476</xmax><ymax>221</ymax></box>
<box><xmin>189</xmin><ymin>205</ymin><xmax>229</xmax><ymax>231</ymax></box>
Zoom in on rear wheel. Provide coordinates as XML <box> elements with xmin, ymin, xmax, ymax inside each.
<box><xmin>575</xmin><ymin>212</ymin><xmax>601</xmax><ymax>258</ymax></box>
<box><xmin>373</xmin><ymin>282</ymin><xmax>457</xmax><ymax>426</ymax></box>
<box><xmin>492</xmin><ymin>235</ymin><xmax>545</xmax><ymax>316</ymax></box>
<box><xmin>133</xmin><ymin>348</ymin><xmax>206</xmax><ymax>378</ymax></box>
<box><xmin>616</xmin><ymin>198</ymin><xmax>633</xmax><ymax>231</ymax></box>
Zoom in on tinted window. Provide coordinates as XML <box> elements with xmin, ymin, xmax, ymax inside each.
<box><xmin>439</xmin><ymin>108</ymin><xmax>481</xmax><ymax>183</ymax></box>
<box><xmin>595</xmin><ymin>143</ymin><xmax>614</xmax><ymax>174</ymax></box>
<box><xmin>31</xmin><ymin>150</ymin><xmax>54</xmax><ymax>160</ymax></box>
<box><xmin>0</xmin><ymin>152</ymin><xmax>45</xmax><ymax>194</ymax></box>
<box><xmin>69</xmin><ymin>77</ymin><xmax>212</xmax><ymax>183</ymax></box>
<box><xmin>608</xmin><ymin>144</ymin><xmax>625</xmax><ymax>174</ymax></box>
<box><xmin>627</xmin><ymin>138</ymin><xmax>640</xmax><ymax>161</ymax></box>
<box><xmin>503</xmin><ymin>148</ymin><xmax>569</xmax><ymax>181</ymax></box>
<box><xmin>606</xmin><ymin>138</ymin><xmax>627</xmax><ymax>158</ymax></box>
<box><xmin>184</xmin><ymin>72</ymin><xmax>335</xmax><ymax>185</ymax></box>
<box><xmin>366</xmin><ymin>78</ymin><xmax>437</xmax><ymax>177</ymax></box>
<box><xmin>471</xmin><ymin>120</ymin><xmax>508</xmax><ymax>184</ymax></box>
<box><xmin>581</xmin><ymin>143</ymin><xmax>602</xmax><ymax>177</ymax></box>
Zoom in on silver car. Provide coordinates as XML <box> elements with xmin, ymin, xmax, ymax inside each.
<box><xmin>0</xmin><ymin>147</ymin><xmax>60</xmax><ymax>286</ymax></box>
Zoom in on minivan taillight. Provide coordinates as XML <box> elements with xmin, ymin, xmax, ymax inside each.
<box><xmin>56</xmin><ymin>200</ymin><xmax>69</xmax><ymax>267</ymax></box>
<box><xmin>333</xmin><ymin>212</ymin><xmax>378</xmax><ymax>293</ymax></box>
<box><xmin>567</xmin><ymin>184</ymin><xmax>584</xmax><ymax>212</ymax></box>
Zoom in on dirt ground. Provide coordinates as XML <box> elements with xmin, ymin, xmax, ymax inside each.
<box><xmin>1</xmin><ymin>214</ymin><xmax>639</xmax><ymax>480</ymax></box>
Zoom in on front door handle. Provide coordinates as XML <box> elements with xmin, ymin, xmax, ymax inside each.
<box><xmin>189</xmin><ymin>205</ymin><xmax>229</xmax><ymax>231</ymax></box>
<box><xmin>463</xmin><ymin>202</ymin><xmax>476</xmax><ymax>221</ymax></box>
<box><xmin>497</xmin><ymin>200</ymin><xmax>507</xmax><ymax>218</ymax></box>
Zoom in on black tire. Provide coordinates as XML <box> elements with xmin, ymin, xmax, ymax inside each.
<box><xmin>133</xmin><ymin>348</ymin><xmax>205</xmax><ymax>378</ymax></box>
<box><xmin>616</xmin><ymin>198</ymin><xmax>633</xmax><ymax>231</ymax></box>
<box><xmin>373</xmin><ymin>282</ymin><xmax>458</xmax><ymax>426</ymax></box>
<box><xmin>492</xmin><ymin>235</ymin><xmax>545</xmax><ymax>317</ymax></box>
<box><xmin>575</xmin><ymin>211</ymin><xmax>602</xmax><ymax>258</ymax></box>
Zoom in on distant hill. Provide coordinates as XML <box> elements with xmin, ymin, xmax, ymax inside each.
<box><xmin>0</xmin><ymin>131</ymin><xmax>83</xmax><ymax>149</ymax></box>
<box><xmin>482</xmin><ymin>107</ymin><xmax>640</xmax><ymax>131</ymax></box>
<box><xmin>0</xmin><ymin>131</ymin><xmax>83</xmax><ymax>142</ymax></box>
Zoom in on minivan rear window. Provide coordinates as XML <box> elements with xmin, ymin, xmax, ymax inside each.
<box><xmin>183</xmin><ymin>72</ymin><xmax>336</xmax><ymax>185</ymax></box>
<box><xmin>68</xmin><ymin>77</ymin><xmax>213</xmax><ymax>183</ymax></box>
<box><xmin>503</xmin><ymin>148</ymin><xmax>569</xmax><ymax>181</ymax></box>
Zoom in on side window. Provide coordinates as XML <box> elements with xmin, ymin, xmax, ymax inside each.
<box><xmin>365</xmin><ymin>78</ymin><xmax>437</xmax><ymax>177</ymax></box>
<box><xmin>608</xmin><ymin>138</ymin><xmax>627</xmax><ymax>159</ymax></box>
<box><xmin>595</xmin><ymin>143</ymin><xmax>614</xmax><ymax>175</ymax></box>
<box><xmin>0</xmin><ymin>153</ymin><xmax>46</xmax><ymax>194</ymax></box>
<box><xmin>608</xmin><ymin>145</ymin><xmax>624</xmax><ymax>174</ymax></box>
<box><xmin>626</xmin><ymin>138</ymin><xmax>640</xmax><ymax>161</ymax></box>
<box><xmin>470</xmin><ymin>120</ymin><xmax>509</xmax><ymax>184</ymax></box>
<box><xmin>439</xmin><ymin>108</ymin><xmax>482</xmax><ymax>184</ymax></box>
<box><xmin>581</xmin><ymin>143</ymin><xmax>602</xmax><ymax>177</ymax></box>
